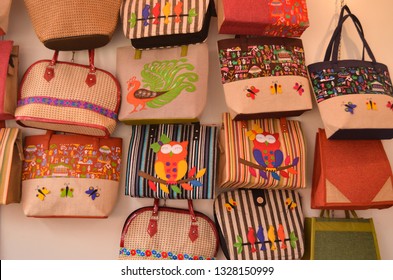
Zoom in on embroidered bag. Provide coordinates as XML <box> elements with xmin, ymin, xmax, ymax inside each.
<box><xmin>217</xmin><ymin>36</ymin><xmax>312</xmax><ymax>120</ymax></box>
<box><xmin>303</xmin><ymin>210</ymin><xmax>381</xmax><ymax>260</ymax></box>
<box><xmin>312</xmin><ymin>129</ymin><xmax>393</xmax><ymax>210</ymax></box>
<box><xmin>126</xmin><ymin>123</ymin><xmax>219</xmax><ymax>199</ymax></box>
<box><xmin>308</xmin><ymin>6</ymin><xmax>393</xmax><ymax>139</ymax></box>
<box><xmin>117</xmin><ymin>44</ymin><xmax>208</xmax><ymax>124</ymax></box>
<box><xmin>119</xmin><ymin>199</ymin><xmax>219</xmax><ymax>260</ymax></box>
<box><xmin>0</xmin><ymin>41</ymin><xmax>18</xmax><ymax>120</ymax></box>
<box><xmin>214</xmin><ymin>189</ymin><xmax>305</xmax><ymax>260</ymax></box>
<box><xmin>218</xmin><ymin>113</ymin><xmax>306</xmax><ymax>190</ymax></box>
<box><xmin>14</xmin><ymin>50</ymin><xmax>120</xmax><ymax>137</ymax></box>
<box><xmin>24</xmin><ymin>0</ymin><xmax>121</xmax><ymax>50</ymax></box>
<box><xmin>217</xmin><ymin>0</ymin><xmax>309</xmax><ymax>37</ymax></box>
<box><xmin>21</xmin><ymin>131</ymin><xmax>122</xmax><ymax>218</ymax></box>
<box><xmin>120</xmin><ymin>0</ymin><xmax>213</xmax><ymax>49</ymax></box>
<box><xmin>0</xmin><ymin>0</ymin><xmax>13</xmax><ymax>35</ymax></box>
<box><xmin>0</xmin><ymin>128</ymin><xmax>23</xmax><ymax>205</ymax></box>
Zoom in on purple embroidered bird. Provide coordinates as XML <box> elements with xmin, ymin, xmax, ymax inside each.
<box><xmin>142</xmin><ymin>4</ymin><xmax>150</xmax><ymax>26</ymax></box>
<box><xmin>257</xmin><ymin>225</ymin><xmax>266</xmax><ymax>251</ymax></box>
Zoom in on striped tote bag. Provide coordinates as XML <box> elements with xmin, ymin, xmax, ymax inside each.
<box><xmin>218</xmin><ymin>112</ymin><xmax>306</xmax><ymax>190</ymax></box>
<box><xmin>214</xmin><ymin>189</ymin><xmax>305</xmax><ymax>260</ymax></box>
<box><xmin>126</xmin><ymin>123</ymin><xmax>219</xmax><ymax>199</ymax></box>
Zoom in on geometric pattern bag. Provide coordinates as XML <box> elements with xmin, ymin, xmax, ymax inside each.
<box><xmin>217</xmin><ymin>36</ymin><xmax>312</xmax><ymax>120</ymax></box>
<box><xmin>217</xmin><ymin>0</ymin><xmax>309</xmax><ymax>37</ymax></box>
<box><xmin>218</xmin><ymin>113</ymin><xmax>306</xmax><ymax>190</ymax></box>
<box><xmin>24</xmin><ymin>0</ymin><xmax>122</xmax><ymax>50</ymax></box>
<box><xmin>214</xmin><ymin>189</ymin><xmax>305</xmax><ymax>260</ymax></box>
<box><xmin>303</xmin><ymin>210</ymin><xmax>381</xmax><ymax>260</ymax></box>
<box><xmin>312</xmin><ymin>129</ymin><xmax>393</xmax><ymax>210</ymax></box>
<box><xmin>120</xmin><ymin>0</ymin><xmax>212</xmax><ymax>49</ymax></box>
<box><xmin>15</xmin><ymin>50</ymin><xmax>120</xmax><ymax>137</ymax></box>
<box><xmin>117</xmin><ymin>43</ymin><xmax>208</xmax><ymax>124</ymax></box>
<box><xmin>0</xmin><ymin>40</ymin><xmax>18</xmax><ymax>120</ymax></box>
<box><xmin>126</xmin><ymin>123</ymin><xmax>219</xmax><ymax>199</ymax></box>
<box><xmin>0</xmin><ymin>128</ymin><xmax>23</xmax><ymax>205</ymax></box>
<box><xmin>308</xmin><ymin>6</ymin><xmax>393</xmax><ymax>140</ymax></box>
<box><xmin>21</xmin><ymin>131</ymin><xmax>122</xmax><ymax>218</ymax></box>
<box><xmin>119</xmin><ymin>199</ymin><xmax>219</xmax><ymax>260</ymax></box>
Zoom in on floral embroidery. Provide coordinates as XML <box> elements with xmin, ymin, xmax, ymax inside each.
<box><xmin>22</xmin><ymin>144</ymin><xmax>121</xmax><ymax>181</ymax></box>
<box><xmin>119</xmin><ymin>248</ymin><xmax>214</xmax><ymax>260</ymax></box>
<box><xmin>17</xmin><ymin>97</ymin><xmax>118</xmax><ymax>119</ymax></box>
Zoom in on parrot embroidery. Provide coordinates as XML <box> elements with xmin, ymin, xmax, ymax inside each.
<box><xmin>248</xmin><ymin>128</ymin><xmax>284</xmax><ymax>180</ymax></box>
<box><xmin>256</xmin><ymin>225</ymin><xmax>266</xmax><ymax>251</ymax></box>
<box><xmin>247</xmin><ymin>227</ymin><xmax>257</xmax><ymax>253</ymax></box>
<box><xmin>277</xmin><ymin>224</ymin><xmax>287</xmax><ymax>249</ymax></box>
<box><xmin>174</xmin><ymin>1</ymin><xmax>183</xmax><ymax>23</ymax></box>
<box><xmin>142</xmin><ymin>4</ymin><xmax>150</xmax><ymax>26</ymax></box>
<box><xmin>267</xmin><ymin>225</ymin><xmax>277</xmax><ymax>250</ymax></box>
<box><xmin>163</xmin><ymin>2</ymin><xmax>171</xmax><ymax>24</ymax></box>
<box><xmin>152</xmin><ymin>3</ymin><xmax>161</xmax><ymax>24</ymax></box>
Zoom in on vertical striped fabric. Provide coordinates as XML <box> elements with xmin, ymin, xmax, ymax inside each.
<box><xmin>218</xmin><ymin>113</ymin><xmax>306</xmax><ymax>189</ymax></box>
<box><xmin>0</xmin><ymin>128</ymin><xmax>21</xmax><ymax>204</ymax></box>
<box><xmin>122</xmin><ymin>0</ymin><xmax>208</xmax><ymax>39</ymax></box>
<box><xmin>214</xmin><ymin>189</ymin><xmax>304</xmax><ymax>260</ymax></box>
<box><xmin>126</xmin><ymin>123</ymin><xmax>219</xmax><ymax>199</ymax></box>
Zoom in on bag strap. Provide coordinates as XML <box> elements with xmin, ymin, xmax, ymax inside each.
<box><xmin>320</xmin><ymin>209</ymin><xmax>358</xmax><ymax>219</ymax></box>
<box><xmin>44</xmin><ymin>50</ymin><xmax>97</xmax><ymax>87</ymax></box>
<box><xmin>148</xmin><ymin>199</ymin><xmax>199</xmax><ymax>242</ymax></box>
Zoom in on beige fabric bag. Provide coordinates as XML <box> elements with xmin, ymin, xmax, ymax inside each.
<box><xmin>117</xmin><ymin>44</ymin><xmax>208</xmax><ymax>124</ymax></box>
<box><xmin>0</xmin><ymin>0</ymin><xmax>12</xmax><ymax>35</ymax></box>
<box><xmin>0</xmin><ymin>41</ymin><xmax>18</xmax><ymax>120</ymax></box>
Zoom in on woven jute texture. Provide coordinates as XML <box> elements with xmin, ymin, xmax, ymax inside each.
<box><xmin>24</xmin><ymin>0</ymin><xmax>121</xmax><ymax>45</ymax></box>
<box><xmin>15</xmin><ymin>60</ymin><xmax>120</xmax><ymax>137</ymax></box>
<box><xmin>119</xmin><ymin>208</ymin><xmax>218</xmax><ymax>260</ymax></box>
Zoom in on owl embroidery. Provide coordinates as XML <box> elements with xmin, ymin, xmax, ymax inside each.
<box><xmin>247</xmin><ymin>125</ymin><xmax>283</xmax><ymax>180</ymax></box>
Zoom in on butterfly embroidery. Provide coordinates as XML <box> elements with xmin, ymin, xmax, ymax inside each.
<box><xmin>60</xmin><ymin>184</ymin><xmax>74</xmax><ymax>198</ymax></box>
<box><xmin>225</xmin><ymin>198</ymin><xmax>238</xmax><ymax>212</ymax></box>
<box><xmin>293</xmin><ymin>82</ymin><xmax>304</xmax><ymax>96</ymax></box>
<box><xmin>285</xmin><ymin>198</ymin><xmax>297</xmax><ymax>211</ymax></box>
<box><xmin>366</xmin><ymin>99</ymin><xmax>377</xmax><ymax>110</ymax></box>
<box><xmin>344</xmin><ymin>102</ymin><xmax>357</xmax><ymax>114</ymax></box>
<box><xmin>270</xmin><ymin>81</ymin><xmax>282</xmax><ymax>94</ymax></box>
<box><xmin>387</xmin><ymin>101</ymin><xmax>393</xmax><ymax>110</ymax></box>
<box><xmin>85</xmin><ymin>186</ymin><xmax>100</xmax><ymax>200</ymax></box>
<box><xmin>36</xmin><ymin>187</ymin><xmax>50</xmax><ymax>201</ymax></box>
<box><xmin>245</xmin><ymin>86</ymin><xmax>260</xmax><ymax>100</ymax></box>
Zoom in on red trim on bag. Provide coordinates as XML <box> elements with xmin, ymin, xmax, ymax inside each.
<box><xmin>120</xmin><ymin>206</ymin><xmax>220</xmax><ymax>257</ymax></box>
<box><xmin>15</xmin><ymin>116</ymin><xmax>110</xmax><ymax>137</ymax></box>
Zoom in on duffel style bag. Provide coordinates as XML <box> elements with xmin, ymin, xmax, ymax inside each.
<box><xmin>119</xmin><ymin>199</ymin><xmax>219</xmax><ymax>260</ymax></box>
<box><xmin>308</xmin><ymin>5</ymin><xmax>393</xmax><ymax>140</ymax></box>
<box><xmin>0</xmin><ymin>40</ymin><xmax>18</xmax><ymax>120</ymax></box>
<box><xmin>303</xmin><ymin>210</ymin><xmax>381</xmax><ymax>260</ymax></box>
<box><xmin>15</xmin><ymin>50</ymin><xmax>120</xmax><ymax>137</ymax></box>
<box><xmin>24</xmin><ymin>0</ymin><xmax>121</xmax><ymax>50</ymax></box>
<box><xmin>117</xmin><ymin>43</ymin><xmax>208</xmax><ymax>124</ymax></box>
<box><xmin>0</xmin><ymin>127</ymin><xmax>23</xmax><ymax>205</ymax></box>
<box><xmin>0</xmin><ymin>0</ymin><xmax>13</xmax><ymax>35</ymax></box>
<box><xmin>218</xmin><ymin>113</ymin><xmax>306</xmax><ymax>190</ymax></box>
<box><xmin>126</xmin><ymin>123</ymin><xmax>219</xmax><ymax>199</ymax></box>
<box><xmin>217</xmin><ymin>0</ymin><xmax>309</xmax><ymax>37</ymax></box>
<box><xmin>312</xmin><ymin>129</ymin><xmax>393</xmax><ymax>210</ymax></box>
<box><xmin>21</xmin><ymin>131</ymin><xmax>122</xmax><ymax>218</ymax></box>
<box><xmin>217</xmin><ymin>36</ymin><xmax>312</xmax><ymax>120</ymax></box>
<box><xmin>121</xmin><ymin>0</ymin><xmax>213</xmax><ymax>49</ymax></box>
<box><xmin>214</xmin><ymin>189</ymin><xmax>305</xmax><ymax>260</ymax></box>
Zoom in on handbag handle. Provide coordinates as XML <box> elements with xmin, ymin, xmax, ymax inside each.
<box><xmin>44</xmin><ymin>49</ymin><xmax>97</xmax><ymax>87</ymax></box>
<box><xmin>320</xmin><ymin>209</ymin><xmax>358</xmax><ymax>219</ymax></box>
<box><xmin>40</xmin><ymin>130</ymin><xmax>100</xmax><ymax>150</ymax></box>
<box><xmin>324</xmin><ymin>8</ymin><xmax>376</xmax><ymax>65</ymax></box>
<box><xmin>324</xmin><ymin>5</ymin><xmax>365</xmax><ymax>62</ymax></box>
<box><xmin>147</xmin><ymin>199</ymin><xmax>199</xmax><ymax>242</ymax></box>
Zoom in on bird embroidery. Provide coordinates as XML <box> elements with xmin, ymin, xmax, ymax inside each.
<box><xmin>247</xmin><ymin>126</ymin><xmax>284</xmax><ymax>180</ymax></box>
<box><xmin>142</xmin><ymin>4</ymin><xmax>150</xmax><ymax>26</ymax></box>
<box><xmin>174</xmin><ymin>1</ymin><xmax>183</xmax><ymax>23</ymax></box>
<box><xmin>256</xmin><ymin>225</ymin><xmax>266</xmax><ymax>251</ymax></box>
<box><xmin>152</xmin><ymin>2</ymin><xmax>161</xmax><ymax>24</ymax></box>
<box><xmin>267</xmin><ymin>225</ymin><xmax>277</xmax><ymax>250</ymax></box>
<box><xmin>163</xmin><ymin>2</ymin><xmax>171</xmax><ymax>24</ymax></box>
<box><xmin>247</xmin><ymin>227</ymin><xmax>257</xmax><ymax>253</ymax></box>
<box><xmin>277</xmin><ymin>224</ymin><xmax>287</xmax><ymax>249</ymax></box>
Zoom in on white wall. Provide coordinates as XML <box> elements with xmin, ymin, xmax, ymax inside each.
<box><xmin>1</xmin><ymin>0</ymin><xmax>392</xmax><ymax>260</ymax></box>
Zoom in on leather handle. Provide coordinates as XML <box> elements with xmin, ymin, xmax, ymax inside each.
<box><xmin>44</xmin><ymin>50</ymin><xmax>97</xmax><ymax>87</ymax></box>
<box><xmin>147</xmin><ymin>199</ymin><xmax>199</xmax><ymax>242</ymax></box>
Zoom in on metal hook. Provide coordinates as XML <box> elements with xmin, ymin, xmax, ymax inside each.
<box><xmin>71</xmin><ymin>51</ymin><xmax>76</xmax><ymax>63</ymax></box>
